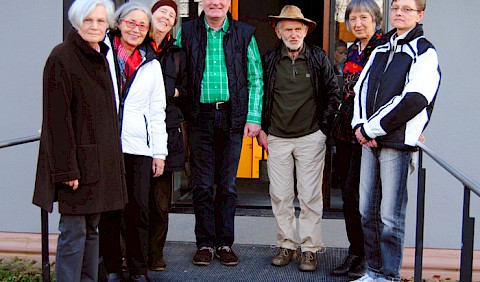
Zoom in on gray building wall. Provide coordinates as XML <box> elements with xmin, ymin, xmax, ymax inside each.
<box><xmin>0</xmin><ymin>0</ymin><xmax>479</xmax><ymax>250</ymax></box>
<box><xmin>0</xmin><ymin>1</ymin><xmax>62</xmax><ymax>232</ymax></box>
<box><xmin>402</xmin><ymin>0</ymin><xmax>480</xmax><ymax>249</ymax></box>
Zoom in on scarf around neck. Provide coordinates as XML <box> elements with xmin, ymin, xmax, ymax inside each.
<box><xmin>114</xmin><ymin>36</ymin><xmax>143</xmax><ymax>89</ymax></box>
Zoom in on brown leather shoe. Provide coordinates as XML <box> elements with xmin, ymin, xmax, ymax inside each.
<box><xmin>299</xmin><ymin>251</ymin><xmax>317</xmax><ymax>271</ymax></box>
<box><xmin>150</xmin><ymin>257</ymin><xmax>166</xmax><ymax>271</ymax></box>
<box><xmin>192</xmin><ymin>247</ymin><xmax>214</xmax><ymax>266</ymax></box>
<box><xmin>271</xmin><ymin>248</ymin><xmax>297</xmax><ymax>267</ymax></box>
<box><xmin>215</xmin><ymin>246</ymin><xmax>239</xmax><ymax>266</ymax></box>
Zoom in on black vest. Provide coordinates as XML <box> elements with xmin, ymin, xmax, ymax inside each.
<box><xmin>181</xmin><ymin>13</ymin><xmax>255</xmax><ymax>131</ymax></box>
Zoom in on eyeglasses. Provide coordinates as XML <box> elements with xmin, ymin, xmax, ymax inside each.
<box><xmin>390</xmin><ymin>7</ymin><xmax>419</xmax><ymax>13</ymax></box>
<box><xmin>121</xmin><ymin>19</ymin><xmax>149</xmax><ymax>32</ymax></box>
<box><xmin>348</xmin><ymin>15</ymin><xmax>372</xmax><ymax>24</ymax></box>
<box><xmin>83</xmin><ymin>18</ymin><xmax>107</xmax><ymax>28</ymax></box>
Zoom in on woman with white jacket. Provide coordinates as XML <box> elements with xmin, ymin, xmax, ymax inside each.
<box><xmin>98</xmin><ymin>2</ymin><xmax>167</xmax><ymax>282</ymax></box>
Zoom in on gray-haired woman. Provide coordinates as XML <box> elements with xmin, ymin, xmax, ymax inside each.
<box><xmin>331</xmin><ymin>0</ymin><xmax>387</xmax><ymax>279</ymax></box>
<box><xmin>98</xmin><ymin>2</ymin><xmax>167</xmax><ymax>282</ymax></box>
<box><xmin>32</xmin><ymin>0</ymin><xmax>127</xmax><ymax>281</ymax></box>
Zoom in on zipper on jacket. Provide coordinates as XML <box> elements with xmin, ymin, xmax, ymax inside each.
<box><xmin>144</xmin><ymin>114</ymin><xmax>150</xmax><ymax>148</ymax></box>
<box><xmin>291</xmin><ymin>60</ymin><xmax>298</xmax><ymax>79</ymax></box>
<box><xmin>114</xmin><ymin>38</ymin><xmax>157</xmax><ymax>137</ymax></box>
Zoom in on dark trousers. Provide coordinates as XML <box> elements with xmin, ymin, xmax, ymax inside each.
<box><xmin>99</xmin><ymin>153</ymin><xmax>152</xmax><ymax>275</ymax></box>
<box><xmin>189</xmin><ymin>106</ymin><xmax>243</xmax><ymax>249</ymax></box>
<box><xmin>149</xmin><ymin>171</ymin><xmax>172</xmax><ymax>261</ymax></box>
<box><xmin>99</xmin><ymin>209</ymin><xmax>123</xmax><ymax>273</ymax></box>
<box><xmin>336</xmin><ymin>141</ymin><xmax>364</xmax><ymax>257</ymax></box>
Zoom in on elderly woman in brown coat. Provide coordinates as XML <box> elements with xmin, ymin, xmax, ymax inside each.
<box><xmin>32</xmin><ymin>0</ymin><xmax>127</xmax><ymax>281</ymax></box>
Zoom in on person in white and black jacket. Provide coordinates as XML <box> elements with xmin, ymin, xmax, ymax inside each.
<box><xmin>351</xmin><ymin>0</ymin><xmax>441</xmax><ymax>281</ymax></box>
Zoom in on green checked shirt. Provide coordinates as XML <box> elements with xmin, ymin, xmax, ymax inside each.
<box><xmin>177</xmin><ymin>18</ymin><xmax>264</xmax><ymax>124</ymax></box>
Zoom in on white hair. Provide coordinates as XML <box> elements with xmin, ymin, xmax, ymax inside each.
<box><xmin>68</xmin><ymin>0</ymin><xmax>115</xmax><ymax>29</ymax></box>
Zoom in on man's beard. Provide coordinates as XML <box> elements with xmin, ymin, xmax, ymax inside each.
<box><xmin>283</xmin><ymin>38</ymin><xmax>303</xmax><ymax>52</ymax></box>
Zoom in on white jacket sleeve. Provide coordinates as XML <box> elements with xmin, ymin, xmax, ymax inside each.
<box><xmin>149</xmin><ymin>61</ymin><xmax>168</xmax><ymax>160</ymax></box>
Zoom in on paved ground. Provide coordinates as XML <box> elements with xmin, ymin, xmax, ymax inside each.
<box><xmin>0</xmin><ymin>211</ymin><xmax>350</xmax><ymax>281</ymax></box>
<box><xmin>145</xmin><ymin>241</ymin><xmax>351</xmax><ymax>282</ymax></box>
<box><xmin>133</xmin><ymin>213</ymin><xmax>352</xmax><ymax>281</ymax></box>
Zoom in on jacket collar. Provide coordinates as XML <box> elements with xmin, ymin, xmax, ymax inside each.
<box><xmin>387</xmin><ymin>23</ymin><xmax>424</xmax><ymax>45</ymax></box>
<box><xmin>69</xmin><ymin>29</ymin><xmax>109</xmax><ymax>58</ymax></box>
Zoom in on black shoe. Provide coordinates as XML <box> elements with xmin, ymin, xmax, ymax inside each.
<box><xmin>348</xmin><ymin>259</ymin><xmax>367</xmax><ymax>279</ymax></box>
<box><xmin>331</xmin><ymin>254</ymin><xmax>362</xmax><ymax>276</ymax></box>
<box><xmin>130</xmin><ymin>274</ymin><xmax>150</xmax><ymax>282</ymax></box>
<box><xmin>150</xmin><ymin>257</ymin><xmax>166</xmax><ymax>271</ymax></box>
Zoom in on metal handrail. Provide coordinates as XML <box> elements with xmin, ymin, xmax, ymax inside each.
<box><xmin>414</xmin><ymin>141</ymin><xmax>479</xmax><ymax>282</ymax></box>
<box><xmin>0</xmin><ymin>134</ymin><xmax>49</xmax><ymax>282</ymax></box>
<box><xmin>0</xmin><ymin>134</ymin><xmax>40</xmax><ymax>149</ymax></box>
<box><xmin>417</xmin><ymin>141</ymin><xmax>480</xmax><ymax>196</ymax></box>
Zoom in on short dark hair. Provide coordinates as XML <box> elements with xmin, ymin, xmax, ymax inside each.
<box><xmin>335</xmin><ymin>39</ymin><xmax>347</xmax><ymax>49</ymax></box>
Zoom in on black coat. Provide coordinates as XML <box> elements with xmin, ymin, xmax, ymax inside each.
<box><xmin>33</xmin><ymin>30</ymin><xmax>128</xmax><ymax>214</ymax></box>
<box><xmin>154</xmin><ymin>35</ymin><xmax>188</xmax><ymax>171</ymax></box>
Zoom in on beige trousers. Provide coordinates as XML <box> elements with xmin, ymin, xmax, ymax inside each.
<box><xmin>267</xmin><ymin>129</ymin><xmax>327</xmax><ymax>252</ymax></box>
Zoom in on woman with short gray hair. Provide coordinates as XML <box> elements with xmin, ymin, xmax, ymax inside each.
<box><xmin>33</xmin><ymin>0</ymin><xmax>127</xmax><ymax>281</ymax></box>
<box><xmin>331</xmin><ymin>0</ymin><xmax>387</xmax><ymax>279</ymax></box>
<box><xmin>98</xmin><ymin>2</ymin><xmax>167</xmax><ymax>281</ymax></box>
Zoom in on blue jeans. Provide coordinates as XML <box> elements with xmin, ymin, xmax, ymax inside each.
<box><xmin>359</xmin><ymin>146</ymin><xmax>412</xmax><ymax>281</ymax></box>
<box><xmin>189</xmin><ymin>106</ymin><xmax>243</xmax><ymax>248</ymax></box>
<box><xmin>56</xmin><ymin>213</ymin><xmax>100</xmax><ymax>282</ymax></box>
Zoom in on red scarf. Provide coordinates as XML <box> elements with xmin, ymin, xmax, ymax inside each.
<box><xmin>114</xmin><ymin>36</ymin><xmax>143</xmax><ymax>88</ymax></box>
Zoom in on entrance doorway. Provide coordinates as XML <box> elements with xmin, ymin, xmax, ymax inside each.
<box><xmin>170</xmin><ymin>0</ymin><xmax>345</xmax><ymax>214</ymax></box>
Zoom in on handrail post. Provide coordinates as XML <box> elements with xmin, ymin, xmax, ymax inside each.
<box><xmin>414</xmin><ymin>149</ymin><xmax>426</xmax><ymax>282</ymax></box>
<box><xmin>41</xmin><ymin>209</ymin><xmax>51</xmax><ymax>282</ymax></box>
<box><xmin>459</xmin><ymin>186</ymin><xmax>474</xmax><ymax>282</ymax></box>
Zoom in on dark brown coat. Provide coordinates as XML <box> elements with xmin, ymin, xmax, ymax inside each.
<box><xmin>33</xmin><ymin>30</ymin><xmax>128</xmax><ymax>214</ymax></box>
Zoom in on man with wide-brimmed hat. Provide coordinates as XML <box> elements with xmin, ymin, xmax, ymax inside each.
<box><xmin>257</xmin><ymin>5</ymin><xmax>340</xmax><ymax>272</ymax></box>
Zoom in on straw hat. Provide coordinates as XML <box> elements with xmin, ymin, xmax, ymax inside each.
<box><xmin>268</xmin><ymin>5</ymin><xmax>316</xmax><ymax>33</ymax></box>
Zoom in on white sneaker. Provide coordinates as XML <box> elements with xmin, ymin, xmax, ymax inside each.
<box><xmin>351</xmin><ymin>274</ymin><xmax>376</xmax><ymax>282</ymax></box>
